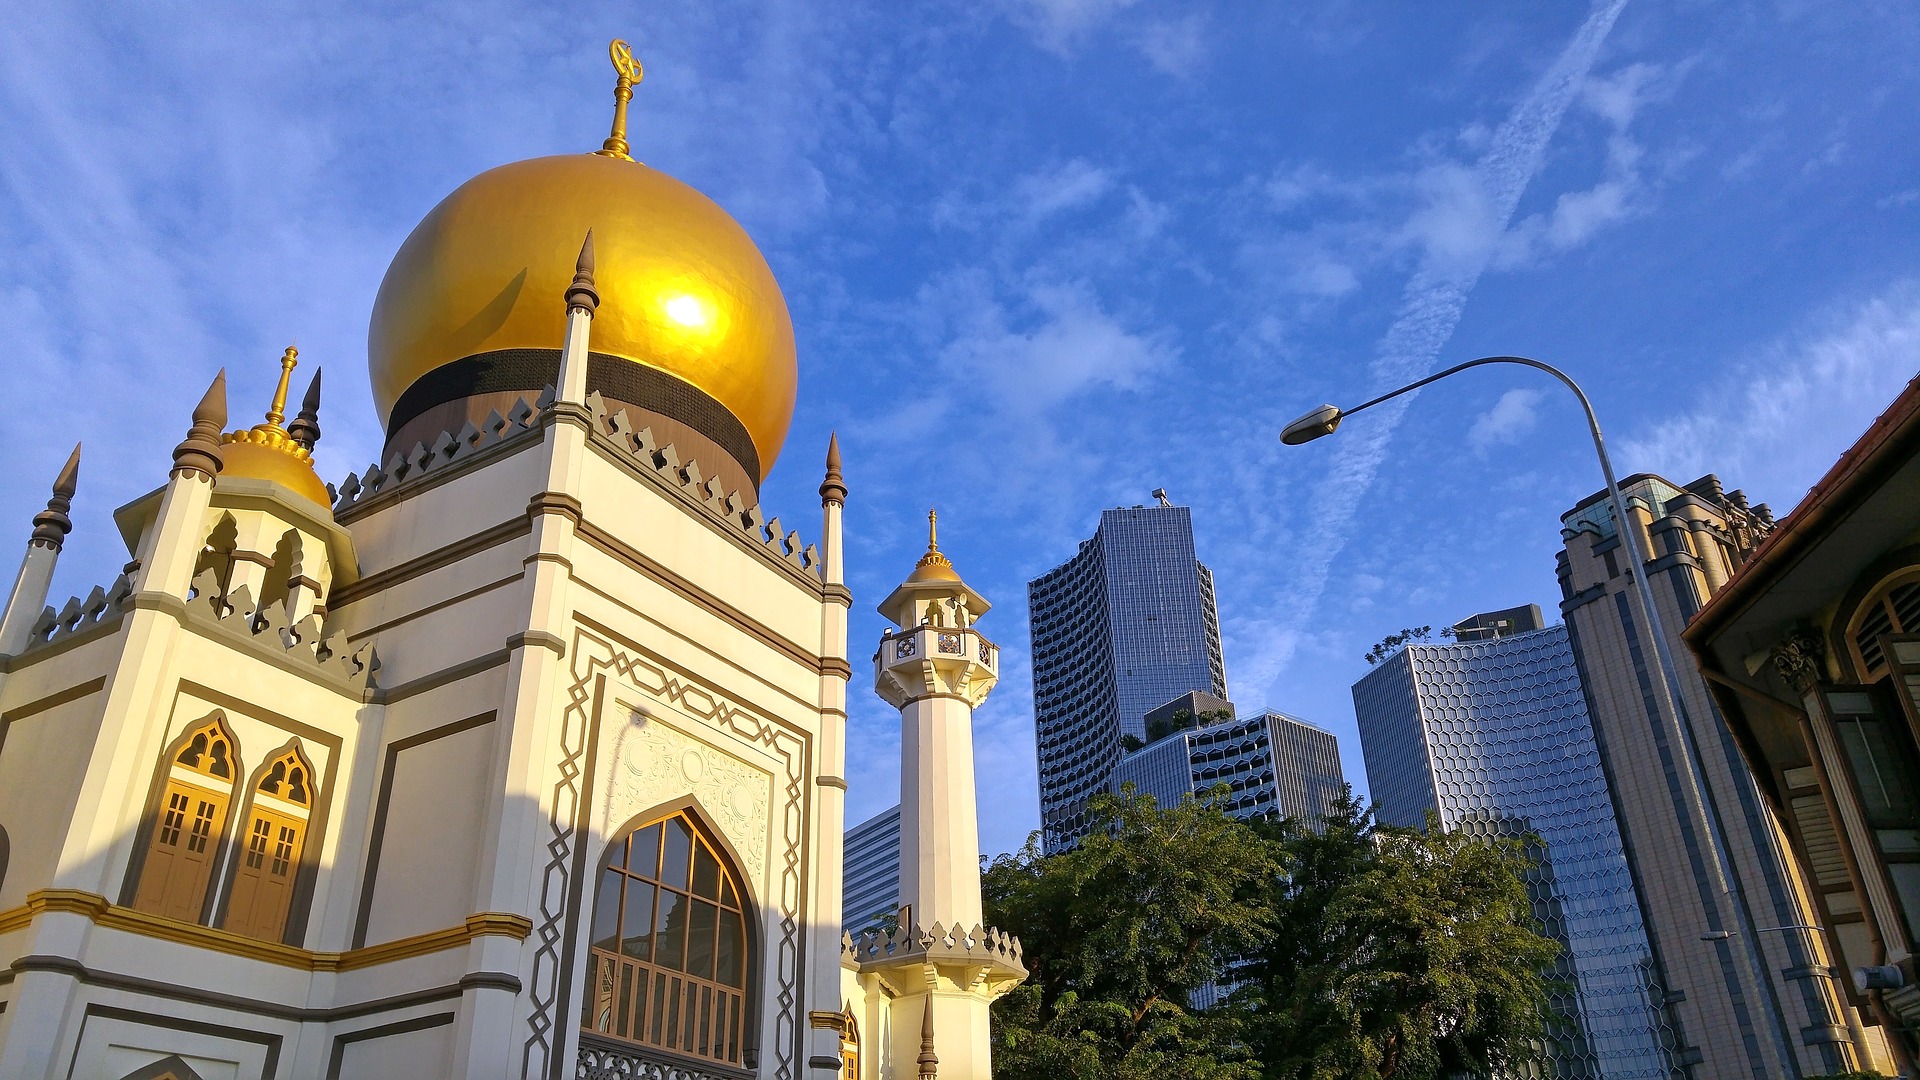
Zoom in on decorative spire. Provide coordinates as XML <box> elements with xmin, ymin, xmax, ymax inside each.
<box><xmin>221</xmin><ymin>347</ymin><xmax>319</xmax><ymax>468</ymax></box>
<box><xmin>264</xmin><ymin>345</ymin><xmax>298</xmax><ymax>427</ymax></box>
<box><xmin>567</xmin><ymin>230</ymin><xmax>601</xmax><ymax>314</ymax></box>
<box><xmin>593</xmin><ymin>39</ymin><xmax>644</xmax><ymax>162</ymax></box>
<box><xmin>907</xmin><ymin>507</ymin><xmax>961</xmax><ymax>583</ymax></box>
<box><xmin>288</xmin><ymin>367</ymin><xmax>323</xmax><ymax>450</ymax></box>
<box><xmin>29</xmin><ymin>443</ymin><xmax>80</xmax><ymax>550</ymax></box>
<box><xmin>917</xmin><ymin>997</ymin><xmax>938</xmax><ymax>1079</ymax></box>
<box><xmin>819</xmin><ymin>431</ymin><xmax>846</xmax><ymax>506</ymax></box>
<box><xmin>172</xmin><ymin>370</ymin><xmax>228</xmax><ymax>478</ymax></box>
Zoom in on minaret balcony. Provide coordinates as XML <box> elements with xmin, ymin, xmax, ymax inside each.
<box><xmin>872</xmin><ymin>624</ymin><xmax>999</xmax><ymax>708</ymax></box>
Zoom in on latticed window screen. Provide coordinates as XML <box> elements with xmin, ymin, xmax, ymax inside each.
<box><xmin>133</xmin><ymin>718</ymin><xmax>238</xmax><ymax>923</ymax></box>
<box><xmin>582</xmin><ymin>812</ymin><xmax>750</xmax><ymax>1068</ymax></box>
<box><xmin>1854</xmin><ymin>578</ymin><xmax>1920</xmax><ymax>677</ymax></box>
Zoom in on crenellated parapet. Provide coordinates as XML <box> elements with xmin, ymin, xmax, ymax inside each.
<box><xmin>183</xmin><ymin>569</ymin><xmax>378</xmax><ymax>687</ymax></box>
<box><xmin>582</xmin><ymin>392</ymin><xmax>822</xmax><ymax>579</ymax></box>
<box><xmin>332</xmin><ymin>389</ymin><xmax>551</xmax><ymax>513</ymax></box>
<box><xmin>844</xmin><ymin>921</ymin><xmax>1028</xmax><ymax>1003</ymax></box>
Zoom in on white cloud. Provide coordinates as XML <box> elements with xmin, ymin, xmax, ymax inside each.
<box><xmin>937</xmin><ymin>278</ymin><xmax>1172</xmax><ymax>412</ymax></box>
<box><xmin>1013</xmin><ymin>158</ymin><xmax>1114</xmax><ymax>223</ymax></box>
<box><xmin>1135</xmin><ymin>15</ymin><xmax>1207</xmax><ymax>77</ymax></box>
<box><xmin>1468</xmin><ymin>388</ymin><xmax>1545</xmax><ymax>451</ymax></box>
<box><xmin>1010</xmin><ymin>0</ymin><xmax>1139</xmax><ymax>53</ymax></box>
<box><xmin>1621</xmin><ymin>279</ymin><xmax>1920</xmax><ymax>514</ymax></box>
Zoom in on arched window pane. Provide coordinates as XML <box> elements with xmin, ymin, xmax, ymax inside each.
<box><xmin>621</xmin><ymin>881</ymin><xmax>656</xmax><ymax>961</ymax></box>
<box><xmin>591</xmin><ymin>868</ymin><xmax>623</xmax><ymax>953</ymax></box>
<box><xmin>716</xmin><ymin>908</ymin><xmax>744</xmax><ymax>987</ymax></box>
<box><xmin>654</xmin><ymin>889</ymin><xmax>687</xmax><ymax>970</ymax></box>
<box><xmin>687</xmin><ymin>899</ymin><xmax>718</xmax><ymax>979</ymax></box>
<box><xmin>631</xmin><ymin>824</ymin><xmax>661</xmax><ymax>878</ymax></box>
<box><xmin>661</xmin><ymin>819</ymin><xmax>692</xmax><ymax>891</ymax></box>
<box><xmin>584</xmin><ymin>810</ymin><xmax>752</xmax><ymax>1068</ymax></box>
<box><xmin>692</xmin><ymin>845</ymin><xmax>720</xmax><ymax>899</ymax></box>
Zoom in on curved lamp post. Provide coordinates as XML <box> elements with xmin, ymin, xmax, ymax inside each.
<box><xmin>1283</xmin><ymin>355</ymin><xmax>1806</xmax><ymax>1076</ymax></box>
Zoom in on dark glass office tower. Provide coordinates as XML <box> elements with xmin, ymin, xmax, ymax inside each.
<box><xmin>1029</xmin><ymin>502</ymin><xmax>1226</xmax><ymax>851</ymax></box>
<box><xmin>1353</xmin><ymin>610</ymin><xmax>1677</xmax><ymax>1078</ymax></box>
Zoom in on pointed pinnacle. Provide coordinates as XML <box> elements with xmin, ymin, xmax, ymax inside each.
<box><xmin>819</xmin><ymin>430</ymin><xmax>847</xmax><ymax>506</ymax></box>
<box><xmin>193</xmin><ymin>369</ymin><xmax>229</xmax><ymax>429</ymax></box>
<box><xmin>289</xmin><ymin>367</ymin><xmax>323</xmax><ymax>450</ymax></box>
<box><xmin>31</xmin><ymin>442</ymin><xmax>81</xmax><ymax>548</ymax></box>
<box><xmin>173</xmin><ymin>369</ymin><xmax>228</xmax><ymax>478</ymax></box>
<box><xmin>567</xmin><ymin>229</ymin><xmax>600</xmax><ymax>314</ymax></box>
<box><xmin>53</xmin><ymin>442</ymin><xmax>80</xmax><ymax>499</ymax></box>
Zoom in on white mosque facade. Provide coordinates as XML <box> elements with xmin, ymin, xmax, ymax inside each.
<box><xmin>0</xmin><ymin>43</ymin><xmax>1022</xmax><ymax>1080</ymax></box>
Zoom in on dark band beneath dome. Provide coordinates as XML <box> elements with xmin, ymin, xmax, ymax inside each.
<box><xmin>386</xmin><ymin>348</ymin><xmax>763</xmax><ymax>482</ymax></box>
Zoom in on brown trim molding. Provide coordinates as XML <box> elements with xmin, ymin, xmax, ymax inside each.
<box><xmin>76</xmin><ymin>1002</ymin><xmax>283</xmax><ymax>1079</ymax></box>
<box><xmin>0</xmin><ymin>676</ymin><xmax>106</xmax><ymax>760</ymax></box>
<box><xmin>815</xmin><ymin>776</ymin><xmax>847</xmax><ymax>791</ymax></box>
<box><xmin>328</xmin><ymin>517</ymin><xmax>532</xmax><ymax>609</ymax></box>
<box><xmin>3</xmin><ymin>888</ymin><xmax>530</xmax><ymax>972</ymax></box>
<box><xmin>353</xmin><ymin>712</ymin><xmax>500</xmax><ymax>948</ymax></box>
<box><xmin>371</xmin><ymin>649</ymin><xmax>512</xmax><ymax>706</ymax></box>
<box><xmin>575</xmin><ymin>522</ymin><xmax>821</xmax><ymax>673</ymax></box>
<box><xmin>818</xmin><ymin>658</ymin><xmax>853</xmax><ymax>680</ymax></box>
<box><xmin>327</xmin><ymin>1011</ymin><xmax>457</xmax><ymax>1080</ymax></box>
<box><xmin>347</xmin><ymin>573</ymin><xmax>522</xmax><ymax>643</ymax></box>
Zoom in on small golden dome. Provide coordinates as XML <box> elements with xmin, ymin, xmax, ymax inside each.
<box><xmin>221</xmin><ymin>347</ymin><xmax>331</xmax><ymax>509</ymax></box>
<box><xmin>368</xmin><ymin>152</ymin><xmax>797</xmax><ymax>481</ymax></box>
<box><xmin>906</xmin><ymin>509</ymin><xmax>963</xmax><ymax>583</ymax></box>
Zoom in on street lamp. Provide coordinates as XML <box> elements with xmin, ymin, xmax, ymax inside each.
<box><xmin>1284</xmin><ymin>355</ymin><xmax>1806</xmax><ymax>1076</ymax></box>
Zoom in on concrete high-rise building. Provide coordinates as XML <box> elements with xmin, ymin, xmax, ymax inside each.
<box><xmin>1111</xmin><ymin>692</ymin><xmax>1345</xmax><ymax>827</ymax></box>
<box><xmin>1029</xmin><ymin>502</ymin><xmax>1226</xmax><ymax>850</ymax></box>
<box><xmin>1353</xmin><ymin>606</ymin><xmax>1677</xmax><ymax>1078</ymax></box>
<box><xmin>1559</xmin><ymin>474</ymin><xmax>1879</xmax><ymax>1074</ymax></box>
<box><xmin>843</xmin><ymin>804</ymin><xmax>901</xmax><ymax>933</ymax></box>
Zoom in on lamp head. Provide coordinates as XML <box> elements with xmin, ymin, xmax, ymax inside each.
<box><xmin>1281</xmin><ymin>404</ymin><xmax>1343</xmax><ymax>445</ymax></box>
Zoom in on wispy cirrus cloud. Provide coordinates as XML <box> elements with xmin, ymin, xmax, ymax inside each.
<box><xmin>1226</xmin><ymin>0</ymin><xmax>1631</xmax><ymax>705</ymax></box>
<box><xmin>1621</xmin><ymin>279</ymin><xmax>1920</xmax><ymax>512</ymax></box>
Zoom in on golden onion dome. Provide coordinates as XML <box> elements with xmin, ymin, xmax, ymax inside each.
<box><xmin>221</xmin><ymin>347</ymin><xmax>332</xmax><ymax>509</ymax></box>
<box><xmin>367</xmin><ymin>49</ymin><xmax>797</xmax><ymax>486</ymax></box>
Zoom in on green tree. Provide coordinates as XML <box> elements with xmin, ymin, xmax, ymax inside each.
<box><xmin>1235</xmin><ymin>796</ymin><xmax>1560</xmax><ymax>1079</ymax></box>
<box><xmin>985</xmin><ymin>787</ymin><xmax>1274</xmax><ymax>1080</ymax></box>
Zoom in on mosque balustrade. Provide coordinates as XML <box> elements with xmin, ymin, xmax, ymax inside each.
<box><xmin>872</xmin><ymin>623</ymin><xmax>1000</xmax><ymax>708</ymax></box>
<box><xmin>842</xmin><ymin>920</ymin><xmax>1027</xmax><ymax>987</ymax></box>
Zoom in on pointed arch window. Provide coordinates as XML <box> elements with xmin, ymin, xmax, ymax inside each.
<box><xmin>132</xmin><ymin>716</ymin><xmax>240</xmax><ymax>923</ymax></box>
<box><xmin>582</xmin><ymin>811</ymin><xmax>751</xmax><ymax>1069</ymax></box>
<box><xmin>223</xmin><ymin>742</ymin><xmax>317</xmax><ymax>942</ymax></box>
<box><xmin>839</xmin><ymin>1011</ymin><xmax>859</xmax><ymax>1080</ymax></box>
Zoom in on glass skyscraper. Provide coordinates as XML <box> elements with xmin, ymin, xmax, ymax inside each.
<box><xmin>841</xmin><ymin>804</ymin><xmax>901</xmax><ymax>933</ymax></box>
<box><xmin>1352</xmin><ymin>611</ymin><xmax>1676</xmax><ymax>1079</ymax></box>
<box><xmin>1029</xmin><ymin>502</ymin><xmax>1226</xmax><ymax>851</ymax></box>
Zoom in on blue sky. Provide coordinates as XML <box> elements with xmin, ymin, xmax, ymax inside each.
<box><xmin>4</xmin><ymin>2</ymin><xmax>1917</xmax><ymax>858</ymax></box>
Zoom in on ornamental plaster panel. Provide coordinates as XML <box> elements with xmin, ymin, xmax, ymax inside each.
<box><xmin>600</xmin><ymin>697</ymin><xmax>775</xmax><ymax>890</ymax></box>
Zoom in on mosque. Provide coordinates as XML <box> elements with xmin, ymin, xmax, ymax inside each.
<box><xmin>0</xmin><ymin>41</ymin><xmax>1023</xmax><ymax>1080</ymax></box>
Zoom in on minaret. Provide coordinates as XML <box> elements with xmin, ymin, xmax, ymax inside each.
<box><xmin>869</xmin><ymin>512</ymin><xmax>1024</xmax><ymax>1078</ymax></box>
<box><xmin>0</xmin><ymin>443</ymin><xmax>81</xmax><ymax>654</ymax></box>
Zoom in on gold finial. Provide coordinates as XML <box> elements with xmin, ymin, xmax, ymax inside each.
<box><xmin>928</xmin><ymin>508</ymin><xmax>939</xmax><ymax>550</ymax></box>
<box><xmin>595</xmin><ymin>39</ymin><xmax>644</xmax><ymax>162</ymax></box>
<box><xmin>264</xmin><ymin>345</ymin><xmax>298</xmax><ymax>427</ymax></box>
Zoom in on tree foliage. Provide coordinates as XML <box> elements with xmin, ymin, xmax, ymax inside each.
<box><xmin>985</xmin><ymin>787</ymin><xmax>1275</xmax><ymax>1080</ymax></box>
<box><xmin>1236</xmin><ymin>797</ymin><xmax>1561</xmax><ymax>1079</ymax></box>
<box><xmin>1364</xmin><ymin>627</ymin><xmax>1433</xmax><ymax>665</ymax></box>
<box><xmin>985</xmin><ymin>790</ymin><xmax>1559</xmax><ymax>1080</ymax></box>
